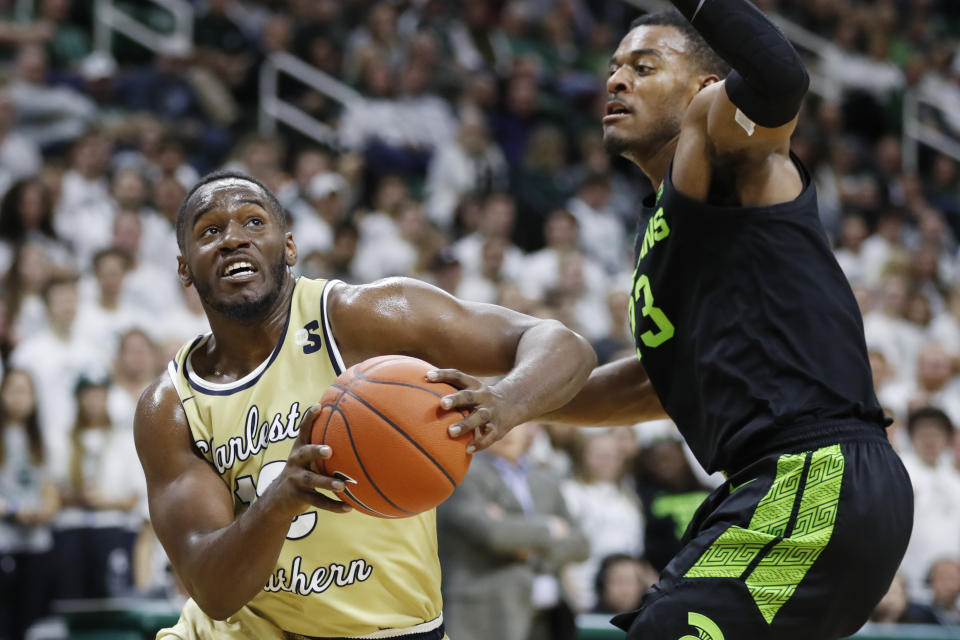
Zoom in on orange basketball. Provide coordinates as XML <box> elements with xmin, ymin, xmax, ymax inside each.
<box><xmin>311</xmin><ymin>355</ymin><xmax>473</xmax><ymax>518</ymax></box>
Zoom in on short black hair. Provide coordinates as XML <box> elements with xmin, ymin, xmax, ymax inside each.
<box><xmin>176</xmin><ymin>170</ymin><xmax>289</xmax><ymax>251</ymax></box>
<box><xmin>629</xmin><ymin>10</ymin><xmax>730</xmax><ymax>79</ymax></box>
<box><xmin>907</xmin><ymin>406</ymin><xmax>954</xmax><ymax>437</ymax></box>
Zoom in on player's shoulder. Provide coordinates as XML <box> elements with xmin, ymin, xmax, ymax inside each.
<box><xmin>134</xmin><ymin>373</ymin><xmax>189</xmax><ymax>447</ymax></box>
<box><xmin>327</xmin><ymin>277</ymin><xmax>442</xmax><ymax>317</ymax></box>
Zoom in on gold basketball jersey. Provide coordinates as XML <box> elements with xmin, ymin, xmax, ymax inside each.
<box><xmin>166</xmin><ymin>277</ymin><xmax>443</xmax><ymax>637</ymax></box>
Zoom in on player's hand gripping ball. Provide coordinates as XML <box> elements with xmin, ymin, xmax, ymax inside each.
<box><xmin>311</xmin><ymin>355</ymin><xmax>474</xmax><ymax>518</ymax></box>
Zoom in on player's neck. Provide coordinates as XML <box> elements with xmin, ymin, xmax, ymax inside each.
<box><xmin>629</xmin><ymin>137</ymin><xmax>679</xmax><ymax>193</ymax></box>
<box><xmin>201</xmin><ymin>280</ymin><xmax>295</xmax><ymax>379</ymax></box>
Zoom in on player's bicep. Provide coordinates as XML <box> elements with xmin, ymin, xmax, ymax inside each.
<box><xmin>134</xmin><ymin>379</ymin><xmax>235</xmax><ymax>568</ymax></box>
<box><xmin>331</xmin><ymin>278</ymin><xmax>534</xmax><ymax>376</ymax></box>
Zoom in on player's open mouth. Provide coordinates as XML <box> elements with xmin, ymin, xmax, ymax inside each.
<box><xmin>221</xmin><ymin>259</ymin><xmax>259</xmax><ymax>281</ymax></box>
<box><xmin>603</xmin><ymin>100</ymin><xmax>631</xmax><ymax>124</ymax></box>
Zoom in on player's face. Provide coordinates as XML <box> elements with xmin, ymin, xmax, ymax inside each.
<box><xmin>178</xmin><ymin>180</ymin><xmax>296</xmax><ymax>322</ymax></box>
<box><xmin>603</xmin><ymin>25</ymin><xmax>699</xmax><ymax>159</ymax></box>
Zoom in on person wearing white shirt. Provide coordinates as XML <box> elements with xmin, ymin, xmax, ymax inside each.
<box><xmin>566</xmin><ymin>174</ymin><xmax>629</xmax><ymax>275</ymax></box>
<box><xmin>55</xmin><ymin>132</ymin><xmax>115</xmax><ymax>271</ymax></box>
<box><xmin>863</xmin><ymin>275</ymin><xmax>926</xmax><ymax>383</ymax></box>
<box><xmin>897</xmin><ymin>408</ymin><xmax>960</xmax><ymax>602</ymax></box>
<box><xmin>75</xmin><ymin>248</ymin><xmax>147</xmax><ymax>356</ymax></box>
<box><xmin>425</xmin><ymin>110</ymin><xmax>509</xmax><ymax>231</ymax></box>
<box><xmin>453</xmin><ymin>192</ymin><xmax>526</xmax><ymax>281</ymax></box>
<box><xmin>879</xmin><ymin>344</ymin><xmax>960</xmax><ymax>429</ymax></box>
<box><xmin>107</xmin><ymin>329</ymin><xmax>158</xmax><ymax>434</ymax></box>
<box><xmin>9</xmin><ymin>276</ymin><xmax>104</xmax><ymax>478</ymax></box>
<box><xmin>561</xmin><ymin>430</ymin><xmax>643</xmax><ymax>612</ymax></box>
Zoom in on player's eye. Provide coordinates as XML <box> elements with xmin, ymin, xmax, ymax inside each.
<box><xmin>635</xmin><ymin>64</ymin><xmax>652</xmax><ymax>73</ymax></box>
<box><xmin>246</xmin><ymin>217</ymin><xmax>264</xmax><ymax>227</ymax></box>
<box><xmin>200</xmin><ymin>226</ymin><xmax>219</xmax><ymax>237</ymax></box>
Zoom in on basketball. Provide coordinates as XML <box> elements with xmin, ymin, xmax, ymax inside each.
<box><xmin>311</xmin><ymin>355</ymin><xmax>474</xmax><ymax>518</ymax></box>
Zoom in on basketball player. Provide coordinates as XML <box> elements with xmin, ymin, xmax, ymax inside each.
<box><xmin>133</xmin><ymin>171</ymin><xmax>595</xmax><ymax>639</ymax></box>
<box><xmin>520</xmin><ymin>4</ymin><xmax>913</xmax><ymax>639</ymax></box>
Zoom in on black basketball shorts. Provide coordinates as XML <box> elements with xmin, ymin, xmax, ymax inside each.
<box><xmin>612</xmin><ymin>428</ymin><xmax>913</xmax><ymax>640</ymax></box>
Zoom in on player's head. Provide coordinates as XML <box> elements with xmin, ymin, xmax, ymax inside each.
<box><xmin>176</xmin><ymin>171</ymin><xmax>296</xmax><ymax>323</ymax></box>
<box><xmin>604</xmin><ymin>11</ymin><xmax>729</xmax><ymax>161</ymax></box>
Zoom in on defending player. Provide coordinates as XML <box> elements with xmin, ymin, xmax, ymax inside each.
<box><xmin>532</xmin><ymin>4</ymin><xmax>914</xmax><ymax>639</ymax></box>
<box><xmin>133</xmin><ymin>171</ymin><xmax>595</xmax><ymax>639</ymax></box>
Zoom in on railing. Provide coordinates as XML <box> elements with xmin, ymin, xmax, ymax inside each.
<box><xmin>903</xmin><ymin>91</ymin><xmax>960</xmax><ymax>173</ymax></box>
<box><xmin>258</xmin><ymin>51</ymin><xmax>364</xmax><ymax>149</ymax></box>
<box><xmin>93</xmin><ymin>0</ymin><xmax>193</xmax><ymax>56</ymax></box>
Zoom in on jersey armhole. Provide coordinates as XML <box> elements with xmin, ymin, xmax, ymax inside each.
<box><xmin>321</xmin><ymin>280</ymin><xmax>347</xmax><ymax>375</ymax></box>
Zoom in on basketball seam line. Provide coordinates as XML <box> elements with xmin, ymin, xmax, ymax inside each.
<box><xmin>328</xmin><ymin>393</ymin><xmax>416</xmax><ymax>516</ymax></box>
<box><xmin>355</xmin><ymin>370</ymin><xmax>470</xmax><ymax>418</ymax></box>
<box><xmin>331</xmin><ymin>383</ymin><xmax>458</xmax><ymax>490</ymax></box>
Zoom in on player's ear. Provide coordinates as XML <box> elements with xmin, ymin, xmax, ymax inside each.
<box><xmin>699</xmin><ymin>74</ymin><xmax>720</xmax><ymax>91</ymax></box>
<box><xmin>177</xmin><ymin>256</ymin><xmax>192</xmax><ymax>287</ymax></box>
<box><xmin>285</xmin><ymin>232</ymin><xmax>297</xmax><ymax>267</ymax></box>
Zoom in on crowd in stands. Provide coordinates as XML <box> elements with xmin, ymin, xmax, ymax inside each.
<box><xmin>0</xmin><ymin>0</ymin><xmax>959</xmax><ymax>638</ymax></box>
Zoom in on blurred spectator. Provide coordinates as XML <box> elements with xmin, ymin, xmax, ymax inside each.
<box><xmin>453</xmin><ymin>192</ymin><xmax>525</xmax><ymax>281</ymax></box>
<box><xmin>0</xmin><ymin>369</ymin><xmax>58</xmax><ymax>639</ymax></box>
<box><xmin>633</xmin><ymin>437</ymin><xmax>711</xmax><ymax>573</ymax></box>
<box><xmin>290</xmin><ymin>171</ymin><xmax>348</xmax><ymax>258</ymax></box>
<box><xmin>512</xmin><ymin>124</ymin><xmax>572</xmax><ymax>249</ymax></box>
<box><xmin>74</xmin><ymin>247</ymin><xmax>142</xmax><ymax>355</ymax></box>
<box><xmin>107</xmin><ymin>329</ymin><xmax>158</xmax><ymax>432</ymax></box>
<box><xmin>9</xmin><ymin>44</ymin><xmax>96</xmax><ymax>148</ymax></box>
<box><xmin>55</xmin><ymin>374</ymin><xmax>142</xmax><ymax>599</ymax></box>
<box><xmin>55</xmin><ymin>130</ymin><xmax>114</xmax><ymax>271</ymax></box>
<box><xmin>0</xmin><ymin>88</ymin><xmax>41</xmax><ymax>201</ymax></box>
<box><xmin>438</xmin><ymin>422</ymin><xmax>588</xmax><ymax>640</ymax></box>
<box><xmin>898</xmin><ymin>407</ymin><xmax>960</xmax><ymax>600</ymax></box>
<box><xmin>425</xmin><ymin>109</ymin><xmax>509</xmax><ymax>231</ymax></box>
<box><xmin>37</xmin><ymin>0</ymin><xmax>88</xmax><ymax>68</ymax></box>
<box><xmin>870</xmin><ymin>572</ymin><xmax>939</xmax><ymax>624</ymax></box>
<box><xmin>9</xmin><ymin>274</ymin><xmax>102</xmax><ymax>472</ymax></box>
<box><xmin>566</xmin><ymin>174</ymin><xmax>627</xmax><ymax>275</ymax></box>
<box><xmin>591</xmin><ymin>553</ymin><xmax>658</xmax><ymax>616</ymax></box>
<box><xmin>927</xmin><ymin>558</ymin><xmax>960</xmax><ymax>625</ymax></box>
<box><xmin>4</xmin><ymin>240</ymin><xmax>53</xmax><ymax>342</ymax></box>
<box><xmin>561</xmin><ymin>430</ymin><xmax>643</xmax><ymax>612</ymax></box>
<box><xmin>880</xmin><ymin>344</ymin><xmax>960</xmax><ymax>427</ymax></box>
<box><xmin>0</xmin><ymin>178</ymin><xmax>71</xmax><ymax>275</ymax></box>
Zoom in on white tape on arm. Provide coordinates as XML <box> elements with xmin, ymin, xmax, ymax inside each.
<box><xmin>735</xmin><ymin>108</ymin><xmax>757</xmax><ymax>136</ymax></box>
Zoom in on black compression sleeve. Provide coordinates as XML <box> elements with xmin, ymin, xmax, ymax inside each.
<box><xmin>670</xmin><ymin>0</ymin><xmax>809</xmax><ymax>128</ymax></box>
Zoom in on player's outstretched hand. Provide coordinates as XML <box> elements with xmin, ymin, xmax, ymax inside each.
<box><xmin>427</xmin><ymin>368</ymin><xmax>516</xmax><ymax>454</ymax></box>
<box><xmin>268</xmin><ymin>404</ymin><xmax>353</xmax><ymax>516</ymax></box>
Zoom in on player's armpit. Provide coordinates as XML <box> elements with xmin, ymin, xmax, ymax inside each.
<box><xmin>542</xmin><ymin>356</ymin><xmax>666</xmax><ymax>427</ymax></box>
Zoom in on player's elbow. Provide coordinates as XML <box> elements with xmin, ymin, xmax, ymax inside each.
<box><xmin>192</xmin><ymin>594</ymin><xmax>242</xmax><ymax>622</ymax></box>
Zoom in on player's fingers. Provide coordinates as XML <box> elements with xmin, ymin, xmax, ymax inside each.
<box><xmin>293</xmin><ymin>467</ymin><xmax>346</xmax><ymax>492</ymax></box>
<box><xmin>447</xmin><ymin>405</ymin><xmax>492</xmax><ymax>437</ymax></box>
<box><xmin>300</xmin><ymin>490</ymin><xmax>353</xmax><ymax>514</ymax></box>
<box><xmin>427</xmin><ymin>368</ymin><xmax>480</xmax><ymax>390</ymax></box>
<box><xmin>289</xmin><ymin>443</ymin><xmax>333</xmax><ymax>468</ymax></box>
<box><xmin>296</xmin><ymin>403</ymin><xmax>324</xmax><ymax>445</ymax></box>
<box><xmin>468</xmin><ymin>423</ymin><xmax>503</xmax><ymax>453</ymax></box>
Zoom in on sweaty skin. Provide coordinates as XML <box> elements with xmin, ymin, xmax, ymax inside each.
<box><xmin>136</xmin><ymin>178</ymin><xmax>595</xmax><ymax>620</ymax></box>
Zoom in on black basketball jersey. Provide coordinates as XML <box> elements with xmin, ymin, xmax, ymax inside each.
<box><xmin>629</xmin><ymin>155</ymin><xmax>887</xmax><ymax>474</ymax></box>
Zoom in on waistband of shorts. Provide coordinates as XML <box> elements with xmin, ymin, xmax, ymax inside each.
<box><xmin>286</xmin><ymin>616</ymin><xmax>444</xmax><ymax>640</ymax></box>
<box><xmin>723</xmin><ymin>419</ymin><xmax>889</xmax><ymax>476</ymax></box>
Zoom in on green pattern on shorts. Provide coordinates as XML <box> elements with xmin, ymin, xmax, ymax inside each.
<box><xmin>684</xmin><ymin>445</ymin><xmax>845</xmax><ymax>624</ymax></box>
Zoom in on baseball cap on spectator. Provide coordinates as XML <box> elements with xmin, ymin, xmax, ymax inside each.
<box><xmin>307</xmin><ymin>172</ymin><xmax>347</xmax><ymax>200</ymax></box>
<box><xmin>74</xmin><ymin>371</ymin><xmax>111</xmax><ymax>396</ymax></box>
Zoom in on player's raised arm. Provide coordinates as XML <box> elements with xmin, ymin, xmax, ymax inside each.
<box><xmin>134</xmin><ymin>377</ymin><xmax>350</xmax><ymax>620</ymax></box>
<box><xmin>327</xmin><ymin>277</ymin><xmax>596</xmax><ymax>451</ymax></box>
<box><xmin>674</xmin><ymin>0</ymin><xmax>807</xmax><ymax>154</ymax></box>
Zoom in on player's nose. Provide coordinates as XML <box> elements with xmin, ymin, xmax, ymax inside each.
<box><xmin>606</xmin><ymin>66</ymin><xmax>630</xmax><ymax>95</ymax></box>
<box><xmin>218</xmin><ymin>219</ymin><xmax>251</xmax><ymax>249</ymax></box>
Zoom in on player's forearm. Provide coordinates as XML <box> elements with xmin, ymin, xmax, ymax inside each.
<box><xmin>493</xmin><ymin>320</ymin><xmax>596</xmax><ymax>426</ymax></box>
<box><xmin>175</xmin><ymin>495</ymin><xmax>299</xmax><ymax>620</ymax></box>
<box><xmin>542</xmin><ymin>356</ymin><xmax>666</xmax><ymax>426</ymax></box>
<box><xmin>671</xmin><ymin>0</ymin><xmax>808</xmax><ymax>127</ymax></box>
